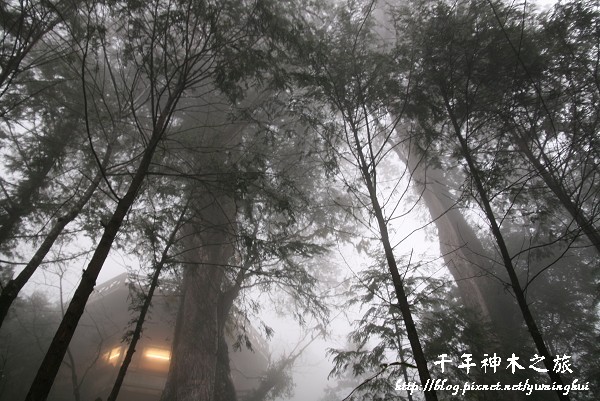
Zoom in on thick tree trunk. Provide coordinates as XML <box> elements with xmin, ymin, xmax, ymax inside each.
<box><xmin>162</xmin><ymin>261</ymin><xmax>221</xmax><ymax>401</ymax></box>
<box><xmin>391</xmin><ymin>130</ymin><xmax>522</xmax><ymax>341</ymax></box>
<box><xmin>393</xmin><ymin>133</ymin><xmax>490</xmax><ymax>314</ymax></box>
<box><xmin>214</xmin><ymin>334</ymin><xmax>237</xmax><ymax>401</ymax></box>
<box><xmin>161</xmin><ymin>195</ymin><xmax>237</xmax><ymax>401</ymax></box>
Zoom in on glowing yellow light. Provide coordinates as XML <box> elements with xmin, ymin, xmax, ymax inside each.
<box><xmin>144</xmin><ymin>347</ymin><xmax>170</xmax><ymax>361</ymax></box>
<box><xmin>105</xmin><ymin>346</ymin><xmax>122</xmax><ymax>365</ymax></box>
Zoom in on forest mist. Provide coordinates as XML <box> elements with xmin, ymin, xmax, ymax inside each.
<box><xmin>0</xmin><ymin>0</ymin><xmax>598</xmax><ymax>400</ymax></box>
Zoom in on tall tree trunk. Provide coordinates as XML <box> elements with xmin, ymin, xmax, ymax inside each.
<box><xmin>107</xmin><ymin>202</ymin><xmax>188</xmax><ymax>401</ymax></box>
<box><xmin>24</xmin><ymin>84</ymin><xmax>182</xmax><ymax>401</ymax></box>
<box><xmin>444</xmin><ymin>96</ymin><xmax>569</xmax><ymax>401</ymax></box>
<box><xmin>392</xmin><ymin>314</ymin><xmax>414</xmax><ymax>401</ymax></box>
<box><xmin>214</xmin><ymin>273</ymin><xmax>245</xmax><ymax>401</ymax></box>
<box><xmin>512</xmin><ymin>128</ymin><xmax>600</xmax><ymax>254</ymax></box>
<box><xmin>161</xmin><ymin>194</ymin><xmax>237</xmax><ymax>401</ymax></box>
<box><xmin>214</xmin><ymin>334</ymin><xmax>237</xmax><ymax>401</ymax></box>
<box><xmin>391</xmin><ymin>128</ymin><xmax>522</xmax><ymax>341</ymax></box>
<box><xmin>349</xmin><ymin>119</ymin><xmax>438</xmax><ymax>401</ymax></box>
<box><xmin>0</xmin><ymin>144</ymin><xmax>112</xmax><ymax>329</ymax></box>
<box><xmin>486</xmin><ymin>0</ymin><xmax>600</xmax><ymax>254</ymax></box>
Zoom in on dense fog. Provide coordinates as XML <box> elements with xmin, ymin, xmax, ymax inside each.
<box><xmin>1</xmin><ymin>0</ymin><xmax>598</xmax><ymax>400</ymax></box>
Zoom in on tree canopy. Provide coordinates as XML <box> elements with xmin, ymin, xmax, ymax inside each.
<box><xmin>0</xmin><ymin>0</ymin><xmax>598</xmax><ymax>400</ymax></box>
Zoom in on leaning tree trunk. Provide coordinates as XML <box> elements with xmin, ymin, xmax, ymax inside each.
<box><xmin>348</xmin><ymin>118</ymin><xmax>438</xmax><ymax>401</ymax></box>
<box><xmin>391</xmin><ymin>127</ymin><xmax>523</xmax><ymax>341</ymax></box>
<box><xmin>24</xmin><ymin>83</ymin><xmax>183</xmax><ymax>401</ymax></box>
<box><xmin>161</xmin><ymin>194</ymin><xmax>237</xmax><ymax>401</ymax></box>
<box><xmin>107</xmin><ymin>201</ymin><xmax>189</xmax><ymax>401</ymax></box>
<box><xmin>444</xmin><ymin>96</ymin><xmax>569</xmax><ymax>401</ymax></box>
<box><xmin>512</xmin><ymin>128</ymin><xmax>600</xmax><ymax>255</ymax></box>
<box><xmin>0</xmin><ymin>143</ymin><xmax>112</xmax><ymax>330</ymax></box>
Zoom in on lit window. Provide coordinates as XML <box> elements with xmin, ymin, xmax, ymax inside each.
<box><xmin>104</xmin><ymin>346</ymin><xmax>122</xmax><ymax>366</ymax></box>
<box><xmin>144</xmin><ymin>347</ymin><xmax>171</xmax><ymax>361</ymax></box>
<box><xmin>140</xmin><ymin>347</ymin><xmax>171</xmax><ymax>372</ymax></box>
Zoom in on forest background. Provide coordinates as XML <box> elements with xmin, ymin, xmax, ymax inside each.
<box><xmin>0</xmin><ymin>0</ymin><xmax>598</xmax><ymax>400</ymax></box>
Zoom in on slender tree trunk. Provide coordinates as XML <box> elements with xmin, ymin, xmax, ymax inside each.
<box><xmin>486</xmin><ymin>0</ymin><xmax>600</xmax><ymax>256</ymax></box>
<box><xmin>512</xmin><ymin>129</ymin><xmax>600</xmax><ymax>254</ymax></box>
<box><xmin>65</xmin><ymin>348</ymin><xmax>81</xmax><ymax>401</ymax></box>
<box><xmin>24</xmin><ymin>85</ymin><xmax>182</xmax><ymax>401</ymax></box>
<box><xmin>107</xmin><ymin>202</ymin><xmax>188</xmax><ymax>401</ymax></box>
<box><xmin>0</xmin><ymin>144</ymin><xmax>112</xmax><ymax>329</ymax></box>
<box><xmin>443</xmin><ymin>97</ymin><xmax>569</xmax><ymax>401</ymax></box>
<box><xmin>349</xmin><ymin>120</ymin><xmax>438</xmax><ymax>401</ymax></box>
<box><xmin>392</xmin><ymin>315</ymin><xmax>414</xmax><ymax>401</ymax></box>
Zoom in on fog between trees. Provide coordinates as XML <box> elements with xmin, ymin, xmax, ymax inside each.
<box><xmin>0</xmin><ymin>0</ymin><xmax>599</xmax><ymax>400</ymax></box>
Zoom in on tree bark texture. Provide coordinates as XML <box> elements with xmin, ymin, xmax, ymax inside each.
<box><xmin>161</xmin><ymin>194</ymin><xmax>237</xmax><ymax>401</ymax></box>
